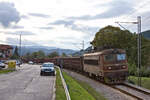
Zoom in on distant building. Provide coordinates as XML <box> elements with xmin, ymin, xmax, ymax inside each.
<box><xmin>0</xmin><ymin>44</ymin><xmax>13</xmax><ymax>59</ymax></box>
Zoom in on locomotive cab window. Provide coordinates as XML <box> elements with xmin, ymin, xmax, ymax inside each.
<box><xmin>104</xmin><ymin>54</ymin><xmax>115</xmax><ymax>62</ymax></box>
<box><xmin>117</xmin><ymin>54</ymin><xmax>126</xmax><ymax>61</ymax></box>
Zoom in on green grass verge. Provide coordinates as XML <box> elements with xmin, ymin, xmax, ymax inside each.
<box><xmin>75</xmin><ymin>79</ymin><xmax>107</xmax><ymax>100</ymax></box>
<box><xmin>62</xmin><ymin>71</ymin><xmax>96</xmax><ymax>100</ymax></box>
<box><xmin>128</xmin><ymin>76</ymin><xmax>150</xmax><ymax>90</ymax></box>
<box><xmin>55</xmin><ymin>68</ymin><xmax>66</xmax><ymax>100</ymax></box>
<box><xmin>0</xmin><ymin>69</ymin><xmax>14</xmax><ymax>74</ymax></box>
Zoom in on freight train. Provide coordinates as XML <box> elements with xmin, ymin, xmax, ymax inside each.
<box><xmin>23</xmin><ymin>49</ymin><xmax>128</xmax><ymax>84</ymax></box>
<box><xmin>56</xmin><ymin>49</ymin><xmax>128</xmax><ymax>84</ymax></box>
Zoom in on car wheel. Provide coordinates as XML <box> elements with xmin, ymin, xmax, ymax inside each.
<box><xmin>40</xmin><ymin>71</ymin><xmax>43</xmax><ymax>76</ymax></box>
<box><xmin>52</xmin><ymin>72</ymin><xmax>55</xmax><ymax>76</ymax></box>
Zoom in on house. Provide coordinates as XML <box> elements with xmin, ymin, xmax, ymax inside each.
<box><xmin>0</xmin><ymin>44</ymin><xmax>13</xmax><ymax>59</ymax></box>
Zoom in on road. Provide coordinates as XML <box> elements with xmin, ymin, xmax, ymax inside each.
<box><xmin>0</xmin><ymin>64</ymin><xmax>55</xmax><ymax>100</ymax></box>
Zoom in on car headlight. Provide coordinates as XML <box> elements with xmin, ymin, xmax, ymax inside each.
<box><xmin>108</xmin><ymin>66</ymin><xmax>112</xmax><ymax>70</ymax></box>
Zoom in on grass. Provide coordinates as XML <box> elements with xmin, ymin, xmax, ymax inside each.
<box><xmin>0</xmin><ymin>69</ymin><xmax>14</xmax><ymax>74</ymax></box>
<box><xmin>55</xmin><ymin>68</ymin><xmax>66</xmax><ymax>100</ymax></box>
<box><xmin>75</xmin><ymin>79</ymin><xmax>107</xmax><ymax>100</ymax></box>
<box><xmin>128</xmin><ymin>76</ymin><xmax>150</xmax><ymax>90</ymax></box>
<box><xmin>62</xmin><ymin>71</ymin><xmax>96</xmax><ymax>100</ymax></box>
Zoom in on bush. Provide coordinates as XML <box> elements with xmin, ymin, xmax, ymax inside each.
<box><xmin>128</xmin><ymin>63</ymin><xmax>150</xmax><ymax>77</ymax></box>
<box><xmin>128</xmin><ymin>63</ymin><xmax>137</xmax><ymax>76</ymax></box>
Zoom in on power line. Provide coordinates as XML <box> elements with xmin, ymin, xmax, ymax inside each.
<box><xmin>121</xmin><ymin>0</ymin><xmax>150</xmax><ymax>20</ymax></box>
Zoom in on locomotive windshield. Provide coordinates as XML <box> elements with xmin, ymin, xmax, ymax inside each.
<box><xmin>117</xmin><ymin>54</ymin><xmax>126</xmax><ymax>61</ymax></box>
<box><xmin>104</xmin><ymin>54</ymin><xmax>126</xmax><ymax>62</ymax></box>
<box><xmin>104</xmin><ymin>54</ymin><xmax>115</xmax><ymax>62</ymax></box>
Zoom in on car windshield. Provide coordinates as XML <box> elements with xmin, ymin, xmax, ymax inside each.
<box><xmin>117</xmin><ymin>54</ymin><xmax>126</xmax><ymax>61</ymax></box>
<box><xmin>43</xmin><ymin>64</ymin><xmax>54</xmax><ymax>67</ymax></box>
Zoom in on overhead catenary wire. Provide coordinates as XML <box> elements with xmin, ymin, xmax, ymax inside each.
<box><xmin>120</xmin><ymin>0</ymin><xmax>150</xmax><ymax>20</ymax></box>
<box><xmin>115</xmin><ymin>0</ymin><xmax>150</xmax><ymax>31</ymax></box>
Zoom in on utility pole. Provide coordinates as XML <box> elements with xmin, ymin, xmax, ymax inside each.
<box><xmin>19</xmin><ymin>33</ymin><xmax>22</xmax><ymax>62</ymax></box>
<box><xmin>137</xmin><ymin>16</ymin><xmax>141</xmax><ymax>86</ymax></box>
<box><xmin>82</xmin><ymin>40</ymin><xmax>84</xmax><ymax>55</ymax></box>
<box><xmin>115</xmin><ymin>16</ymin><xmax>142</xmax><ymax>86</ymax></box>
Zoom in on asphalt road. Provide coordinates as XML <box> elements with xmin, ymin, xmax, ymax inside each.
<box><xmin>0</xmin><ymin>64</ymin><xmax>55</xmax><ymax>100</ymax></box>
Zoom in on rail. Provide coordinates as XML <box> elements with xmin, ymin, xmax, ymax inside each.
<box><xmin>123</xmin><ymin>82</ymin><xmax>150</xmax><ymax>95</ymax></box>
<box><xmin>58</xmin><ymin>67</ymin><xmax>71</xmax><ymax>100</ymax></box>
<box><xmin>112</xmin><ymin>85</ymin><xmax>143</xmax><ymax>100</ymax></box>
<box><xmin>112</xmin><ymin>83</ymin><xmax>150</xmax><ymax>100</ymax></box>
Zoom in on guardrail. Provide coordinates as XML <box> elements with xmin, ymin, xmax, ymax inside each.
<box><xmin>58</xmin><ymin>67</ymin><xmax>71</xmax><ymax>100</ymax></box>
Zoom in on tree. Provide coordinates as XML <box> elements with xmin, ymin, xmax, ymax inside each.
<box><xmin>61</xmin><ymin>52</ymin><xmax>67</xmax><ymax>57</ymax></box>
<box><xmin>37</xmin><ymin>50</ymin><xmax>45</xmax><ymax>58</ymax></box>
<box><xmin>91</xmin><ymin>25</ymin><xmax>150</xmax><ymax>67</ymax></box>
<box><xmin>24</xmin><ymin>52</ymin><xmax>31</xmax><ymax>59</ymax></box>
<box><xmin>48</xmin><ymin>52</ymin><xmax>59</xmax><ymax>58</ymax></box>
<box><xmin>11</xmin><ymin>46</ymin><xmax>19</xmax><ymax>59</ymax></box>
<box><xmin>30</xmin><ymin>50</ymin><xmax>45</xmax><ymax>59</ymax></box>
<box><xmin>91</xmin><ymin>25</ymin><xmax>134</xmax><ymax>49</ymax></box>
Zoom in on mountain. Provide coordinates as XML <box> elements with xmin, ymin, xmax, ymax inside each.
<box><xmin>141</xmin><ymin>30</ymin><xmax>150</xmax><ymax>40</ymax></box>
<box><xmin>11</xmin><ymin>46</ymin><xmax>77</xmax><ymax>56</ymax></box>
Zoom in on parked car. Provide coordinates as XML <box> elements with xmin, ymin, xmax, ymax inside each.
<box><xmin>16</xmin><ymin>60</ymin><xmax>22</xmax><ymax>66</ymax></box>
<box><xmin>40</xmin><ymin>62</ymin><xmax>55</xmax><ymax>76</ymax></box>
<box><xmin>0</xmin><ymin>62</ymin><xmax>6</xmax><ymax>68</ymax></box>
<box><xmin>28</xmin><ymin>61</ymin><xmax>34</xmax><ymax>64</ymax></box>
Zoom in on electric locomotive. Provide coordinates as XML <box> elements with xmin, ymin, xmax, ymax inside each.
<box><xmin>83</xmin><ymin>49</ymin><xmax>128</xmax><ymax>84</ymax></box>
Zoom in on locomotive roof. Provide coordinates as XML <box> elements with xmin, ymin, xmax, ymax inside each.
<box><xmin>84</xmin><ymin>49</ymin><xmax>125</xmax><ymax>56</ymax></box>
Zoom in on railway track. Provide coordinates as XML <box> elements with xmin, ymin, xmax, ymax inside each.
<box><xmin>112</xmin><ymin>83</ymin><xmax>150</xmax><ymax>100</ymax></box>
<box><xmin>64</xmin><ymin>69</ymin><xmax>150</xmax><ymax>100</ymax></box>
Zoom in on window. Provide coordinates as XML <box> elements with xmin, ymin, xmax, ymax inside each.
<box><xmin>117</xmin><ymin>54</ymin><xmax>126</xmax><ymax>61</ymax></box>
<box><xmin>104</xmin><ymin>54</ymin><xmax>115</xmax><ymax>62</ymax></box>
<box><xmin>84</xmin><ymin>59</ymin><xmax>99</xmax><ymax>65</ymax></box>
<box><xmin>43</xmin><ymin>64</ymin><xmax>54</xmax><ymax>67</ymax></box>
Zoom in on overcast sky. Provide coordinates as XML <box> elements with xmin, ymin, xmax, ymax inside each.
<box><xmin>0</xmin><ymin>0</ymin><xmax>150</xmax><ymax>50</ymax></box>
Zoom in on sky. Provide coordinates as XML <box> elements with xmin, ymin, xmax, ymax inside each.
<box><xmin>0</xmin><ymin>0</ymin><xmax>150</xmax><ymax>50</ymax></box>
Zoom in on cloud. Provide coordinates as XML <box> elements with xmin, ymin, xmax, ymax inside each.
<box><xmin>0</xmin><ymin>2</ymin><xmax>21</xmax><ymax>27</ymax></box>
<box><xmin>50</xmin><ymin>20</ymin><xmax>74</xmax><ymax>26</ymax></box>
<box><xmin>5</xmin><ymin>37</ymin><xmax>40</xmax><ymax>46</ymax></box>
<box><xmin>39</xmin><ymin>26</ymin><xmax>53</xmax><ymax>30</ymax></box>
<box><xmin>10</xmin><ymin>25</ymin><xmax>24</xmax><ymax>29</ymax></box>
<box><xmin>3</xmin><ymin>31</ymin><xmax>35</xmax><ymax>35</ymax></box>
<box><xmin>28</xmin><ymin>13</ymin><xmax>50</xmax><ymax>18</ymax></box>
<box><xmin>69</xmin><ymin>0</ymin><xmax>134</xmax><ymax>20</ymax></box>
<box><xmin>50</xmin><ymin>19</ymin><xmax>99</xmax><ymax>33</ymax></box>
<box><xmin>21</xmin><ymin>15</ymin><xmax>29</xmax><ymax>19</ymax></box>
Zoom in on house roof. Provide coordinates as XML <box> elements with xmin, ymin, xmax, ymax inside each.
<box><xmin>0</xmin><ymin>44</ymin><xmax>13</xmax><ymax>50</ymax></box>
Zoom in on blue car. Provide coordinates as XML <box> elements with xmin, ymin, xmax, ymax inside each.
<box><xmin>40</xmin><ymin>62</ymin><xmax>55</xmax><ymax>76</ymax></box>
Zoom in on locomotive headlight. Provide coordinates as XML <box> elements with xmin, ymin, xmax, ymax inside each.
<box><xmin>108</xmin><ymin>66</ymin><xmax>112</xmax><ymax>70</ymax></box>
<box><xmin>122</xmin><ymin>66</ymin><xmax>126</xmax><ymax>69</ymax></box>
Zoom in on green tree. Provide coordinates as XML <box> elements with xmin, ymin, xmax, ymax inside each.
<box><xmin>37</xmin><ymin>50</ymin><xmax>45</xmax><ymax>58</ymax></box>
<box><xmin>61</xmin><ymin>52</ymin><xmax>67</xmax><ymax>57</ymax></box>
<box><xmin>91</xmin><ymin>25</ymin><xmax>150</xmax><ymax>67</ymax></box>
<box><xmin>30</xmin><ymin>50</ymin><xmax>45</xmax><ymax>59</ymax></box>
<box><xmin>11</xmin><ymin>46</ymin><xmax>19</xmax><ymax>59</ymax></box>
<box><xmin>31</xmin><ymin>52</ymin><xmax>38</xmax><ymax>58</ymax></box>
<box><xmin>48</xmin><ymin>51</ymin><xmax>59</xmax><ymax>58</ymax></box>
<box><xmin>24</xmin><ymin>52</ymin><xmax>31</xmax><ymax>59</ymax></box>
